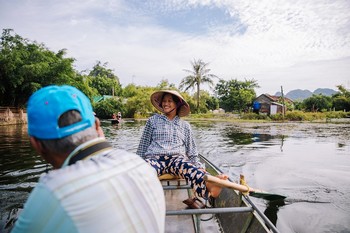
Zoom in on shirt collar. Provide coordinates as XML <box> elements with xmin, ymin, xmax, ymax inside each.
<box><xmin>61</xmin><ymin>137</ymin><xmax>109</xmax><ymax>168</ymax></box>
<box><xmin>160</xmin><ymin>114</ymin><xmax>180</xmax><ymax>123</ymax></box>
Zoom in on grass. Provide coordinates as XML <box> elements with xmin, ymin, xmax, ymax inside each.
<box><xmin>185</xmin><ymin>110</ymin><xmax>350</xmax><ymax>123</ymax></box>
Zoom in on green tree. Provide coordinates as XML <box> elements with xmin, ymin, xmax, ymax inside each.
<box><xmin>156</xmin><ymin>79</ymin><xmax>176</xmax><ymax>89</ymax></box>
<box><xmin>192</xmin><ymin>90</ymin><xmax>218</xmax><ymax>113</ymax></box>
<box><xmin>0</xmin><ymin>29</ymin><xmax>76</xmax><ymax>107</ymax></box>
<box><xmin>90</xmin><ymin>75</ymin><xmax>120</xmax><ymax>96</ymax></box>
<box><xmin>302</xmin><ymin>94</ymin><xmax>332</xmax><ymax>112</ymax></box>
<box><xmin>333</xmin><ymin>96</ymin><xmax>350</xmax><ymax>111</ymax></box>
<box><xmin>215</xmin><ymin>78</ymin><xmax>259</xmax><ymax>112</ymax></box>
<box><xmin>293</xmin><ymin>100</ymin><xmax>303</xmax><ymax>111</ymax></box>
<box><xmin>93</xmin><ymin>98</ymin><xmax>124</xmax><ymax>119</ymax></box>
<box><xmin>179</xmin><ymin>59</ymin><xmax>217</xmax><ymax>112</ymax></box>
<box><xmin>121</xmin><ymin>83</ymin><xmax>135</xmax><ymax>97</ymax></box>
<box><xmin>88</xmin><ymin>61</ymin><xmax>122</xmax><ymax>96</ymax></box>
<box><xmin>70</xmin><ymin>73</ymin><xmax>98</xmax><ymax>101</ymax></box>
<box><xmin>122</xmin><ymin>83</ymin><xmax>138</xmax><ymax>98</ymax></box>
<box><xmin>332</xmin><ymin>85</ymin><xmax>350</xmax><ymax>111</ymax></box>
<box><xmin>123</xmin><ymin>86</ymin><xmax>155</xmax><ymax>118</ymax></box>
<box><xmin>205</xmin><ymin>94</ymin><xmax>219</xmax><ymax>111</ymax></box>
<box><xmin>89</xmin><ymin>61</ymin><xmax>118</xmax><ymax>79</ymax></box>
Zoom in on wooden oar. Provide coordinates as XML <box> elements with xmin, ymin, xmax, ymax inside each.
<box><xmin>203</xmin><ymin>174</ymin><xmax>286</xmax><ymax>201</ymax></box>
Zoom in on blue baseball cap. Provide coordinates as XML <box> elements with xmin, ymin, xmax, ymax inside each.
<box><xmin>27</xmin><ymin>85</ymin><xmax>95</xmax><ymax>139</ymax></box>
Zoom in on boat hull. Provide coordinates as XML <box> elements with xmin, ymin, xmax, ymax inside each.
<box><xmin>111</xmin><ymin>119</ymin><xmax>120</xmax><ymax>124</ymax></box>
<box><xmin>200</xmin><ymin>154</ymin><xmax>274</xmax><ymax>233</ymax></box>
<box><xmin>162</xmin><ymin>155</ymin><xmax>277</xmax><ymax>233</ymax></box>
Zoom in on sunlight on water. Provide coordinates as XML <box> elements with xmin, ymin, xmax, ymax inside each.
<box><xmin>1</xmin><ymin>121</ymin><xmax>349</xmax><ymax>233</ymax></box>
<box><xmin>192</xmin><ymin>122</ymin><xmax>350</xmax><ymax>233</ymax></box>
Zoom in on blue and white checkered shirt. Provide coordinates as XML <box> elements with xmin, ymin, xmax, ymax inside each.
<box><xmin>136</xmin><ymin>114</ymin><xmax>202</xmax><ymax>168</ymax></box>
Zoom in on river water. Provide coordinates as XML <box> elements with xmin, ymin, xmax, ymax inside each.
<box><xmin>1</xmin><ymin>119</ymin><xmax>350</xmax><ymax>233</ymax></box>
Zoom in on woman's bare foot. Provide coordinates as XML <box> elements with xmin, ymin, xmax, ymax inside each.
<box><xmin>206</xmin><ymin>174</ymin><xmax>229</xmax><ymax>198</ymax></box>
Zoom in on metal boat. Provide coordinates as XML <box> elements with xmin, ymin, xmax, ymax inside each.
<box><xmin>161</xmin><ymin>154</ymin><xmax>280</xmax><ymax>233</ymax></box>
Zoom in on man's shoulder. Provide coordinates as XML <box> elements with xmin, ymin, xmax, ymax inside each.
<box><xmin>22</xmin><ymin>149</ymin><xmax>164</xmax><ymax>233</ymax></box>
<box><xmin>108</xmin><ymin>149</ymin><xmax>145</xmax><ymax>163</ymax></box>
<box><xmin>40</xmin><ymin>150</ymin><xmax>149</xmax><ymax>187</ymax></box>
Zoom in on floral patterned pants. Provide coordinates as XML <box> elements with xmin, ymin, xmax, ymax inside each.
<box><xmin>145</xmin><ymin>154</ymin><xmax>209</xmax><ymax>199</ymax></box>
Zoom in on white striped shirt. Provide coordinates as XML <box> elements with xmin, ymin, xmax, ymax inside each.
<box><xmin>12</xmin><ymin>138</ymin><xmax>165</xmax><ymax>233</ymax></box>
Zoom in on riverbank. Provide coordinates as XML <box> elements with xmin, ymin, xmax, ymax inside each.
<box><xmin>0</xmin><ymin>107</ymin><xmax>27</xmax><ymax>126</ymax></box>
<box><xmin>1</xmin><ymin>109</ymin><xmax>349</xmax><ymax>126</ymax></box>
<box><xmin>188</xmin><ymin>111</ymin><xmax>350</xmax><ymax>122</ymax></box>
<box><xmin>186</xmin><ymin>117</ymin><xmax>350</xmax><ymax>124</ymax></box>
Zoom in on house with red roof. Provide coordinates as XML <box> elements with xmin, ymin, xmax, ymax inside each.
<box><xmin>254</xmin><ymin>94</ymin><xmax>294</xmax><ymax>115</ymax></box>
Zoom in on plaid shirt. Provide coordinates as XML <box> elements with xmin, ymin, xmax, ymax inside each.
<box><xmin>136</xmin><ymin>114</ymin><xmax>202</xmax><ymax>168</ymax></box>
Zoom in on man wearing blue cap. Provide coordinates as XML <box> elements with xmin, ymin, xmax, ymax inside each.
<box><xmin>11</xmin><ymin>85</ymin><xmax>165</xmax><ymax>233</ymax></box>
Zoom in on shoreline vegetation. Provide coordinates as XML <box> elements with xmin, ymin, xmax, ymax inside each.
<box><xmin>1</xmin><ymin>109</ymin><xmax>349</xmax><ymax>126</ymax></box>
<box><xmin>2</xmin><ymin>30</ymin><xmax>349</xmax><ymax>127</ymax></box>
<box><xmin>187</xmin><ymin>111</ymin><xmax>350</xmax><ymax>123</ymax></box>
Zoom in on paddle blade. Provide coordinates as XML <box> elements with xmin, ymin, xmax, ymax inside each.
<box><xmin>249</xmin><ymin>191</ymin><xmax>286</xmax><ymax>201</ymax></box>
<box><xmin>203</xmin><ymin>174</ymin><xmax>287</xmax><ymax>201</ymax></box>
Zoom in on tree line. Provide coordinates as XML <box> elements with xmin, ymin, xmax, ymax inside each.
<box><xmin>1</xmin><ymin>29</ymin><xmax>349</xmax><ymax>119</ymax></box>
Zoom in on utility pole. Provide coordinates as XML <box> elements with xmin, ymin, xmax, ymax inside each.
<box><xmin>281</xmin><ymin>86</ymin><xmax>285</xmax><ymax>121</ymax></box>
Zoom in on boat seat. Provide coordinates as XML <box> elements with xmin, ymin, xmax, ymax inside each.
<box><xmin>159</xmin><ymin>174</ymin><xmax>190</xmax><ymax>190</ymax></box>
<box><xmin>159</xmin><ymin>174</ymin><xmax>181</xmax><ymax>181</ymax></box>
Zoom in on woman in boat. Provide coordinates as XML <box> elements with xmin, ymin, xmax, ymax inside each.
<box><xmin>136</xmin><ymin>90</ymin><xmax>227</xmax><ymax>203</ymax></box>
<box><xmin>111</xmin><ymin>112</ymin><xmax>122</xmax><ymax>124</ymax></box>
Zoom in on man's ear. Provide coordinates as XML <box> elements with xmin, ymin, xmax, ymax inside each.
<box><xmin>29</xmin><ymin>137</ymin><xmax>60</xmax><ymax>168</ymax></box>
<box><xmin>29</xmin><ymin>136</ymin><xmax>45</xmax><ymax>154</ymax></box>
<box><xmin>95</xmin><ymin>117</ymin><xmax>105</xmax><ymax>138</ymax></box>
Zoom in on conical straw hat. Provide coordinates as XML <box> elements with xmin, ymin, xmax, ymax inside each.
<box><xmin>150</xmin><ymin>90</ymin><xmax>190</xmax><ymax>117</ymax></box>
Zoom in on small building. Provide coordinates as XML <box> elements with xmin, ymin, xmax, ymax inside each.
<box><xmin>93</xmin><ymin>95</ymin><xmax>127</xmax><ymax>104</ymax></box>
<box><xmin>93</xmin><ymin>95</ymin><xmax>115</xmax><ymax>103</ymax></box>
<box><xmin>254</xmin><ymin>94</ymin><xmax>293</xmax><ymax>115</ymax></box>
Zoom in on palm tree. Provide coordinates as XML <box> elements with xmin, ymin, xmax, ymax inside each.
<box><xmin>179</xmin><ymin>59</ymin><xmax>218</xmax><ymax>111</ymax></box>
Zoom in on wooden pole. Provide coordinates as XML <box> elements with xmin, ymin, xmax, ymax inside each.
<box><xmin>280</xmin><ymin>86</ymin><xmax>285</xmax><ymax>121</ymax></box>
<box><xmin>204</xmin><ymin>175</ymin><xmax>256</xmax><ymax>192</ymax></box>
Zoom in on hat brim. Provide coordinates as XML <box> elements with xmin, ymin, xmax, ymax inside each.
<box><xmin>151</xmin><ymin>90</ymin><xmax>190</xmax><ymax>117</ymax></box>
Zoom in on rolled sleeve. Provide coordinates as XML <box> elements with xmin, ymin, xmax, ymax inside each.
<box><xmin>184</xmin><ymin>123</ymin><xmax>202</xmax><ymax>168</ymax></box>
<box><xmin>11</xmin><ymin>183</ymin><xmax>75</xmax><ymax>233</ymax></box>
<box><xmin>136</xmin><ymin>119</ymin><xmax>153</xmax><ymax>159</ymax></box>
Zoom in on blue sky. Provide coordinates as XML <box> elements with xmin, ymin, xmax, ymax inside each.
<box><xmin>1</xmin><ymin>0</ymin><xmax>349</xmax><ymax>95</ymax></box>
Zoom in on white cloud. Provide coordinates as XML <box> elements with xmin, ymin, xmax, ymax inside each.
<box><xmin>0</xmin><ymin>0</ymin><xmax>349</xmax><ymax>94</ymax></box>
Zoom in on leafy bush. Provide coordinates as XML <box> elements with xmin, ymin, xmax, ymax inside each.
<box><xmin>325</xmin><ymin>111</ymin><xmax>348</xmax><ymax>119</ymax></box>
<box><xmin>240</xmin><ymin>113</ymin><xmax>269</xmax><ymax>120</ymax></box>
<box><xmin>93</xmin><ymin>98</ymin><xmax>124</xmax><ymax>119</ymax></box>
<box><xmin>269</xmin><ymin>113</ymin><xmax>285</xmax><ymax>121</ymax></box>
<box><xmin>190</xmin><ymin>113</ymin><xmax>216</xmax><ymax>119</ymax></box>
<box><xmin>285</xmin><ymin>111</ymin><xmax>305</xmax><ymax>121</ymax></box>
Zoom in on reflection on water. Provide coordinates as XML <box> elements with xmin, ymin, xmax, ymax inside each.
<box><xmin>189</xmin><ymin>121</ymin><xmax>350</xmax><ymax>233</ymax></box>
<box><xmin>0</xmin><ymin>125</ymin><xmax>47</xmax><ymax>232</ymax></box>
<box><xmin>1</xmin><ymin>120</ymin><xmax>350</xmax><ymax>233</ymax></box>
<box><xmin>264</xmin><ymin>199</ymin><xmax>286</xmax><ymax>226</ymax></box>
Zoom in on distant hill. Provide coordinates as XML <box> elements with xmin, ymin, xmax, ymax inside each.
<box><xmin>275</xmin><ymin>88</ymin><xmax>338</xmax><ymax>101</ymax></box>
